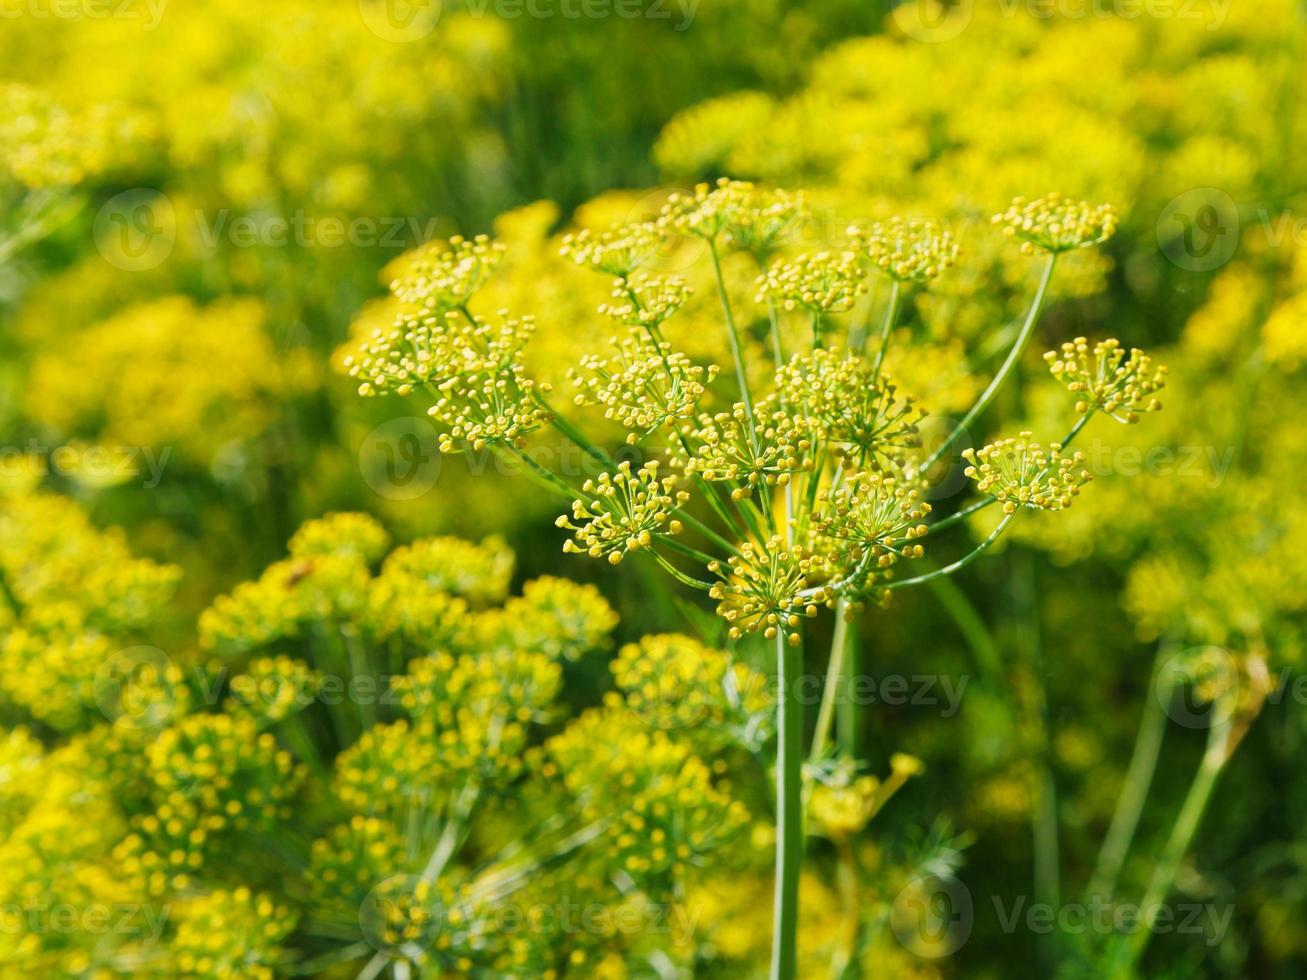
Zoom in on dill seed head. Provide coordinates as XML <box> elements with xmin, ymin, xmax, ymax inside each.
<box><xmin>570</xmin><ymin>331</ymin><xmax>717</xmax><ymax>443</ymax></box>
<box><xmin>848</xmin><ymin>217</ymin><xmax>959</xmax><ymax>284</ymax></box>
<box><xmin>756</xmin><ymin>250</ymin><xmax>868</xmax><ymax>314</ymax></box>
<box><xmin>708</xmin><ymin>537</ymin><xmax>828</xmax><ymax>645</ymax></box>
<box><xmin>560</xmin><ymin>220</ymin><xmax>663</xmax><ymax>277</ymax></box>
<box><xmin>963</xmin><ymin>432</ymin><xmax>1093</xmax><ymax>513</ymax></box>
<box><xmin>688</xmin><ymin>402</ymin><xmax>815</xmax><ymax>496</ymax></box>
<box><xmin>555</xmin><ymin>460</ymin><xmax>689</xmax><ymax>565</ymax></box>
<box><xmin>1044</xmin><ymin>337</ymin><xmax>1168</xmax><ymax>422</ymax></box>
<box><xmin>389</xmin><ymin>234</ymin><xmax>505</xmax><ymax>311</ymax></box>
<box><xmin>992</xmin><ymin>194</ymin><xmax>1118</xmax><ymax>254</ymax></box>
<box><xmin>597</xmin><ymin>273</ymin><xmax>693</xmax><ymax>329</ymax></box>
<box><xmin>814</xmin><ymin>475</ymin><xmax>932</xmax><ymax>575</ymax></box>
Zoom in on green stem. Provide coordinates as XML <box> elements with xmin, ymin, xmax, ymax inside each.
<box><xmin>1013</xmin><ymin>551</ymin><xmax>1059</xmax><ymax>912</ymax></box>
<box><xmin>886</xmin><ymin>512</ymin><xmax>1017</xmax><ymax>591</ymax></box>
<box><xmin>870</xmin><ymin>279</ymin><xmax>902</xmax><ymax>385</ymax></box>
<box><xmin>1113</xmin><ymin>712</ymin><xmax>1232</xmax><ymax>974</ymax></box>
<box><xmin>650</xmin><ymin>549</ymin><xmax>715</xmax><ymax>591</ymax></box>
<box><xmin>923</xmin><ymin>409</ymin><xmax>1096</xmax><ymax>538</ymax></box>
<box><xmin>809</xmin><ymin>602</ymin><xmax>851</xmax><ymax>766</ymax></box>
<box><xmin>771</xmin><ymin>631</ymin><xmax>803</xmax><ymax>980</ymax></box>
<box><xmin>921</xmin><ymin>253</ymin><xmax>1058</xmax><ymax>472</ymax></box>
<box><xmin>708</xmin><ymin>240</ymin><xmax>759</xmax><ymax>439</ymax></box>
<box><xmin>1088</xmin><ymin>642</ymin><xmax>1173</xmax><ymax>903</ymax></box>
<box><xmin>768</xmin><ymin>301</ymin><xmax>786</xmax><ymax>375</ymax></box>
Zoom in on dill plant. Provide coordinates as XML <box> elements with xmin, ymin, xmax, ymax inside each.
<box><xmin>347</xmin><ymin>180</ymin><xmax>1167</xmax><ymax>978</ymax></box>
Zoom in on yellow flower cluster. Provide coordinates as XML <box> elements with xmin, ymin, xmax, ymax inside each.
<box><xmin>557</xmin><ymin>461</ymin><xmax>688</xmax><ymax>565</ymax></box>
<box><xmin>964</xmin><ymin>434</ymin><xmax>1093</xmax><ymax>514</ymax></box>
<box><xmin>992</xmin><ymin>194</ymin><xmax>1119</xmax><ymax>255</ymax></box>
<box><xmin>849</xmin><ymin>217</ymin><xmax>959</xmax><ymax>284</ymax></box>
<box><xmin>27</xmin><ymin>296</ymin><xmax>313</xmax><ymax>466</ymax></box>
<box><xmin>545</xmin><ymin>706</ymin><xmax>750</xmax><ymax>894</ymax></box>
<box><xmin>611</xmin><ymin>633</ymin><xmax>773</xmax><ymax>749</ymax></box>
<box><xmin>1045</xmin><ymin>337</ymin><xmax>1168</xmax><ymax>422</ymax></box>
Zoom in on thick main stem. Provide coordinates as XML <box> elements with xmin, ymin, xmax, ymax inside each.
<box><xmin>771</xmin><ymin>632</ymin><xmax>803</xmax><ymax>980</ymax></box>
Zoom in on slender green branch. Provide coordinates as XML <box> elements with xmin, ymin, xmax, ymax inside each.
<box><xmin>870</xmin><ymin>279</ymin><xmax>902</xmax><ymax>386</ymax></box>
<box><xmin>886</xmin><ymin>512</ymin><xmax>1017</xmax><ymax>591</ymax></box>
<box><xmin>1088</xmin><ymin>642</ymin><xmax>1173</xmax><ymax>903</ymax></box>
<box><xmin>920</xmin><ymin>253</ymin><xmax>1058</xmax><ymax>472</ymax></box>
<box><xmin>809</xmin><ymin>603</ymin><xmax>851</xmax><ymax>766</ymax></box>
<box><xmin>650</xmin><ymin>549</ymin><xmax>715</xmax><ymax>591</ymax></box>
<box><xmin>771</xmin><ymin>631</ymin><xmax>803</xmax><ymax>980</ymax></box>
<box><xmin>655</xmin><ymin>534</ymin><xmax>719</xmax><ymax>567</ymax></box>
<box><xmin>708</xmin><ymin>239</ymin><xmax>758</xmax><ymax>437</ymax></box>
<box><xmin>1113</xmin><ymin>712</ymin><xmax>1233</xmax><ymax>974</ymax></box>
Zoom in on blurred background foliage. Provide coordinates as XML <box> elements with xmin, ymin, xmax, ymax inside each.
<box><xmin>2</xmin><ymin>0</ymin><xmax>1306</xmax><ymax>976</ymax></box>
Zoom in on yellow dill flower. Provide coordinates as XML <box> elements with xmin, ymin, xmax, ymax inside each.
<box><xmin>756</xmin><ymin>250</ymin><xmax>867</xmax><ymax>314</ymax></box>
<box><xmin>849</xmin><ymin>216</ymin><xmax>959</xmax><ymax>284</ymax></box>
<box><xmin>1044</xmin><ymin>337</ymin><xmax>1168</xmax><ymax>422</ymax></box>
<box><xmin>709</xmin><ymin>538</ymin><xmax>828</xmax><ymax>644</ymax></box>
<box><xmin>556</xmin><ymin>460</ymin><xmax>689</xmax><ymax>565</ymax></box>
<box><xmin>963</xmin><ymin>433</ymin><xmax>1093</xmax><ymax>513</ymax></box>
<box><xmin>611</xmin><ymin>634</ymin><xmax>773</xmax><ymax>748</ymax></box>
<box><xmin>992</xmin><ymin>194</ymin><xmax>1118</xmax><ymax>254</ymax></box>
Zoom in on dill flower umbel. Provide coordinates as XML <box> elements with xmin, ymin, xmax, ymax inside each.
<box><xmin>690</xmin><ymin>403</ymin><xmax>815</xmax><ymax>495</ymax></box>
<box><xmin>991</xmin><ymin>193</ymin><xmax>1119</xmax><ymax>254</ymax></box>
<box><xmin>814</xmin><ymin>475</ymin><xmax>931</xmax><ymax>577</ymax></box>
<box><xmin>598</xmin><ymin>273</ymin><xmax>693</xmax><ymax>328</ymax></box>
<box><xmin>560</xmin><ymin>220</ymin><xmax>662</xmax><ymax>277</ymax></box>
<box><xmin>556</xmin><ymin>461</ymin><xmax>689</xmax><ymax>564</ymax></box>
<box><xmin>777</xmin><ymin>349</ymin><xmax>924</xmax><ymax>468</ymax></box>
<box><xmin>963</xmin><ymin>433</ymin><xmax>1093</xmax><ymax>513</ymax></box>
<box><xmin>571</xmin><ymin>331</ymin><xmax>717</xmax><ymax>441</ymax></box>
<box><xmin>611</xmin><ymin>633</ymin><xmax>773</xmax><ymax>748</ymax></box>
<box><xmin>848</xmin><ymin>217</ymin><xmax>959</xmax><ymax>283</ymax></box>
<box><xmin>756</xmin><ymin>250</ymin><xmax>868</xmax><ymax>314</ymax></box>
<box><xmin>709</xmin><ymin>538</ymin><xmax>827</xmax><ymax>644</ymax></box>
<box><xmin>390</xmin><ymin>234</ymin><xmax>507</xmax><ymax>311</ymax></box>
<box><xmin>1044</xmin><ymin>337</ymin><xmax>1168</xmax><ymax>422</ymax></box>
